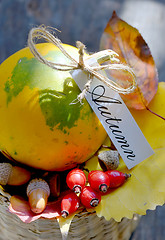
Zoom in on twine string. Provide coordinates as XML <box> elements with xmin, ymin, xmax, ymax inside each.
<box><xmin>28</xmin><ymin>26</ymin><xmax>137</xmax><ymax>101</ymax></box>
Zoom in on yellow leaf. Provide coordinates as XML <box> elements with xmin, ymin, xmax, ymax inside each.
<box><xmin>130</xmin><ymin>82</ymin><xmax>165</xmax><ymax>149</ymax></box>
<box><xmin>102</xmin><ymin>136</ymin><xmax>111</xmax><ymax>148</ymax></box>
<box><xmin>85</xmin><ymin>82</ymin><xmax>165</xmax><ymax>222</ymax></box>
<box><xmin>58</xmin><ymin>213</ymin><xmax>76</xmax><ymax>240</ymax></box>
<box><xmin>85</xmin><ymin>155</ymin><xmax>102</xmax><ymax>172</ymax></box>
<box><xmin>95</xmin><ymin>149</ymin><xmax>165</xmax><ymax>221</ymax></box>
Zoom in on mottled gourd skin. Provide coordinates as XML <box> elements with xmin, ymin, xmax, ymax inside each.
<box><xmin>0</xmin><ymin>43</ymin><xmax>107</xmax><ymax>171</ymax></box>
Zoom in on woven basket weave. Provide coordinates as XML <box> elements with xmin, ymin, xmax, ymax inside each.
<box><xmin>0</xmin><ymin>194</ymin><xmax>140</xmax><ymax>240</ymax></box>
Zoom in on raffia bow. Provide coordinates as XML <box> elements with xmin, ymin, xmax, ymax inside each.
<box><xmin>28</xmin><ymin>26</ymin><xmax>136</xmax><ymax>101</ymax></box>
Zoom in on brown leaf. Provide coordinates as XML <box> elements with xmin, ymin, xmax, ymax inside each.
<box><xmin>100</xmin><ymin>11</ymin><xmax>158</xmax><ymax>109</ymax></box>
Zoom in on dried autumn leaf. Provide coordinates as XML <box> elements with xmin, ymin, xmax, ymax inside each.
<box><xmin>8</xmin><ymin>189</ymin><xmax>81</xmax><ymax>225</ymax></box>
<box><xmin>100</xmin><ymin>11</ymin><xmax>158</xmax><ymax>109</ymax></box>
<box><xmin>9</xmin><ymin>195</ymin><xmax>61</xmax><ymax>223</ymax></box>
<box><xmin>85</xmin><ymin>82</ymin><xmax>165</xmax><ymax>221</ymax></box>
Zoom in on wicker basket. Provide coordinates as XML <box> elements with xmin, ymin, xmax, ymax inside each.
<box><xmin>0</xmin><ymin>194</ymin><xmax>140</xmax><ymax>240</ymax></box>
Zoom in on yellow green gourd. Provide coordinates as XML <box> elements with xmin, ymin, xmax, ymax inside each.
<box><xmin>0</xmin><ymin>43</ymin><xmax>107</xmax><ymax>171</ymax></box>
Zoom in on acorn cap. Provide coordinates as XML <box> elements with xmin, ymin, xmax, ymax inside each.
<box><xmin>27</xmin><ymin>178</ymin><xmax>50</xmax><ymax>197</ymax></box>
<box><xmin>98</xmin><ymin>150</ymin><xmax>119</xmax><ymax>171</ymax></box>
<box><xmin>0</xmin><ymin>163</ymin><xmax>12</xmax><ymax>185</ymax></box>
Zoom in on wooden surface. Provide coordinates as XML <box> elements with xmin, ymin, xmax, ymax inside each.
<box><xmin>0</xmin><ymin>0</ymin><xmax>165</xmax><ymax>239</ymax></box>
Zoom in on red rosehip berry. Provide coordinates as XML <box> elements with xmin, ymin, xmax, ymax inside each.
<box><xmin>80</xmin><ymin>186</ymin><xmax>101</xmax><ymax>208</ymax></box>
<box><xmin>88</xmin><ymin>170</ymin><xmax>110</xmax><ymax>193</ymax></box>
<box><xmin>61</xmin><ymin>192</ymin><xmax>80</xmax><ymax>218</ymax></box>
<box><xmin>66</xmin><ymin>168</ymin><xmax>86</xmax><ymax>194</ymax></box>
<box><xmin>106</xmin><ymin>170</ymin><xmax>131</xmax><ymax>188</ymax></box>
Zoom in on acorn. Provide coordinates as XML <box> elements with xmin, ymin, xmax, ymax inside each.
<box><xmin>0</xmin><ymin>162</ymin><xmax>31</xmax><ymax>186</ymax></box>
<box><xmin>48</xmin><ymin>173</ymin><xmax>60</xmax><ymax>198</ymax></box>
<box><xmin>27</xmin><ymin>178</ymin><xmax>50</xmax><ymax>214</ymax></box>
<box><xmin>98</xmin><ymin>150</ymin><xmax>119</xmax><ymax>171</ymax></box>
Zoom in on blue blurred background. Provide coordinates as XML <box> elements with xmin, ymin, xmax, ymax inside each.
<box><xmin>1</xmin><ymin>0</ymin><xmax>165</xmax><ymax>82</ymax></box>
<box><xmin>0</xmin><ymin>0</ymin><xmax>165</xmax><ymax>239</ymax></box>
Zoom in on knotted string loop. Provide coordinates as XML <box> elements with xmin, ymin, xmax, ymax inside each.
<box><xmin>28</xmin><ymin>26</ymin><xmax>136</xmax><ymax>100</ymax></box>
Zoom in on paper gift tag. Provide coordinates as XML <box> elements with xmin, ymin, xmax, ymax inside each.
<box><xmin>71</xmin><ymin>58</ymin><xmax>154</xmax><ymax>169</ymax></box>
